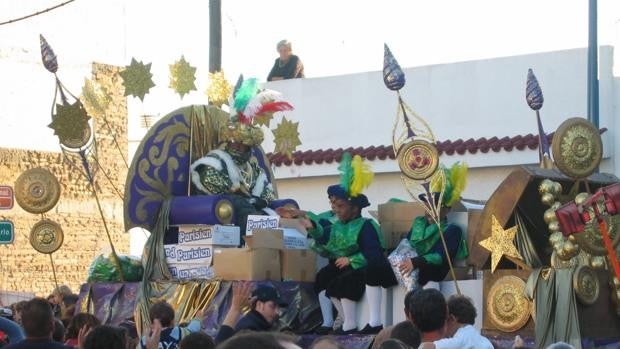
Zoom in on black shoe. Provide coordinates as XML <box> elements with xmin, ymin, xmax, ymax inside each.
<box><xmin>359</xmin><ymin>323</ymin><xmax>383</xmax><ymax>334</ymax></box>
<box><xmin>333</xmin><ymin>327</ymin><xmax>358</xmax><ymax>335</ymax></box>
<box><xmin>315</xmin><ymin>326</ymin><xmax>333</xmax><ymax>335</ymax></box>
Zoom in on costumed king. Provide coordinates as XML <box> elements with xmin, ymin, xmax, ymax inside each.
<box><xmin>190</xmin><ymin>79</ymin><xmax>293</xmax><ymax>234</ymax></box>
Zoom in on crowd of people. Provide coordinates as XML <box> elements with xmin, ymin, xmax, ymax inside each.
<box><xmin>0</xmin><ymin>282</ymin><xmax>581</xmax><ymax>349</ymax></box>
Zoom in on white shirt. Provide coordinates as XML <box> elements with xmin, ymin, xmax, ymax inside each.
<box><xmin>432</xmin><ymin>325</ymin><xmax>494</xmax><ymax>349</ymax></box>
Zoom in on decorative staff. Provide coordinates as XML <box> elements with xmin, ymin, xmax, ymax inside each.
<box><xmin>383</xmin><ymin>44</ymin><xmax>461</xmax><ymax>294</ymax></box>
<box><xmin>39</xmin><ymin>34</ymin><xmax>124</xmax><ymax>281</ymax></box>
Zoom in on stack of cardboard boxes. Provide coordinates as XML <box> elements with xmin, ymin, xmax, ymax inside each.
<box><xmin>164</xmin><ymin>224</ymin><xmax>240</xmax><ymax>280</ymax></box>
<box><xmin>165</xmin><ymin>215</ymin><xmax>316</xmax><ymax>282</ymax></box>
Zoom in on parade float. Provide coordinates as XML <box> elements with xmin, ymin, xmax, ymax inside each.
<box><xmin>6</xmin><ymin>34</ymin><xmax>618</xmax><ymax>349</ymax></box>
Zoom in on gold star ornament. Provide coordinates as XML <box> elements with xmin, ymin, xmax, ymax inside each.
<box><xmin>272</xmin><ymin>117</ymin><xmax>301</xmax><ymax>159</ymax></box>
<box><xmin>206</xmin><ymin>71</ymin><xmax>232</xmax><ymax>107</ymax></box>
<box><xmin>81</xmin><ymin>78</ymin><xmax>111</xmax><ymax>117</ymax></box>
<box><xmin>119</xmin><ymin>58</ymin><xmax>155</xmax><ymax>101</ymax></box>
<box><xmin>169</xmin><ymin>55</ymin><xmax>197</xmax><ymax>98</ymax></box>
<box><xmin>48</xmin><ymin>101</ymin><xmax>91</xmax><ymax>148</ymax></box>
<box><xmin>479</xmin><ymin>214</ymin><xmax>525</xmax><ymax>273</ymax></box>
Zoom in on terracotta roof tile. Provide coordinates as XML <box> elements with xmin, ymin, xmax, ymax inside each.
<box><xmin>267</xmin><ymin>129</ymin><xmax>607</xmax><ymax>167</ymax></box>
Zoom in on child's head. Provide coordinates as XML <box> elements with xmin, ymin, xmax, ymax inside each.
<box><xmin>149</xmin><ymin>301</ymin><xmax>175</xmax><ymax>327</ymax></box>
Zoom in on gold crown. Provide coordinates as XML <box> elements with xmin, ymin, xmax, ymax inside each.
<box><xmin>220</xmin><ymin>122</ymin><xmax>264</xmax><ymax>146</ymax></box>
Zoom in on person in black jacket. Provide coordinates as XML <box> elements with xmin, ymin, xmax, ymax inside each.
<box><xmin>215</xmin><ymin>284</ymin><xmax>287</xmax><ymax>343</ymax></box>
<box><xmin>267</xmin><ymin>40</ymin><xmax>304</xmax><ymax>81</ymax></box>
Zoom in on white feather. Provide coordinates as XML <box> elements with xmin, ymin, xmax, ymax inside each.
<box><xmin>243</xmin><ymin>89</ymin><xmax>283</xmax><ymax>118</ymax></box>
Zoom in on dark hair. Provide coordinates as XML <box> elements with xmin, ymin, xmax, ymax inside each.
<box><xmin>82</xmin><ymin>325</ymin><xmax>126</xmax><ymax>349</ymax></box>
<box><xmin>21</xmin><ymin>297</ymin><xmax>54</xmax><ymax>337</ymax></box>
<box><xmin>310</xmin><ymin>336</ymin><xmax>345</xmax><ymax>349</ymax></box>
<box><xmin>218</xmin><ymin>332</ymin><xmax>285</xmax><ymax>349</ymax></box>
<box><xmin>179</xmin><ymin>331</ymin><xmax>215</xmax><ymax>349</ymax></box>
<box><xmin>407</xmin><ymin>289</ymin><xmax>447</xmax><ymax>333</ymax></box>
<box><xmin>379</xmin><ymin>338</ymin><xmax>412</xmax><ymax>349</ymax></box>
<box><xmin>390</xmin><ymin>321</ymin><xmax>421</xmax><ymax>348</ymax></box>
<box><xmin>447</xmin><ymin>295</ymin><xmax>477</xmax><ymax>325</ymax></box>
<box><xmin>12</xmin><ymin>301</ymin><xmax>27</xmax><ymax>313</ymax></box>
<box><xmin>52</xmin><ymin>318</ymin><xmax>65</xmax><ymax>342</ymax></box>
<box><xmin>149</xmin><ymin>301</ymin><xmax>175</xmax><ymax>327</ymax></box>
<box><xmin>404</xmin><ymin>290</ymin><xmax>416</xmax><ymax>315</ymax></box>
<box><xmin>66</xmin><ymin>313</ymin><xmax>101</xmax><ymax>339</ymax></box>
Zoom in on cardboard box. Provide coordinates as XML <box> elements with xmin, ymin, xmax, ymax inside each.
<box><xmin>245</xmin><ymin>219</ymin><xmax>309</xmax><ymax>250</ymax></box>
<box><xmin>168</xmin><ymin>264</ymin><xmax>214</xmax><ymax>280</ymax></box>
<box><xmin>281</xmin><ymin>249</ymin><xmax>316</xmax><ymax>282</ymax></box>
<box><xmin>246</xmin><ymin>215</ymin><xmax>279</xmax><ymax>236</ymax></box>
<box><xmin>213</xmin><ymin>247</ymin><xmax>281</xmax><ymax>281</ymax></box>
<box><xmin>164</xmin><ymin>244</ymin><xmax>213</xmax><ymax>266</ymax></box>
<box><xmin>244</xmin><ymin>229</ymin><xmax>284</xmax><ymax>249</ymax></box>
<box><xmin>172</xmin><ymin>224</ymin><xmax>240</xmax><ymax>246</ymax></box>
<box><xmin>378</xmin><ymin>202</ymin><xmax>426</xmax><ymax>249</ymax></box>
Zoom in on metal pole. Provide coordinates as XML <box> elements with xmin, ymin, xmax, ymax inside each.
<box><xmin>209</xmin><ymin>0</ymin><xmax>222</xmax><ymax>73</ymax></box>
<box><xmin>587</xmin><ymin>0</ymin><xmax>599</xmax><ymax>128</ymax></box>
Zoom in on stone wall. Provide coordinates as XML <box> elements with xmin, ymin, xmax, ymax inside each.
<box><xmin>0</xmin><ymin>63</ymin><xmax>130</xmax><ymax>297</ymax></box>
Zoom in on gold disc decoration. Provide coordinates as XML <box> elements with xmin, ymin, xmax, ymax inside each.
<box><xmin>574</xmin><ymin>214</ymin><xmax>620</xmax><ymax>256</ymax></box>
<box><xmin>29</xmin><ymin>219</ymin><xmax>64</xmax><ymax>254</ymax></box>
<box><xmin>60</xmin><ymin>123</ymin><xmax>92</xmax><ymax>149</ymax></box>
<box><xmin>397</xmin><ymin>140</ymin><xmax>439</xmax><ymax>180</ymax></box>
<box><xmin>14</xmin><ymin>168</ymin><xmax>61</xmax><ymax>214</ymax></box>
<box><xmin>572</xmin><ymin>265</ymin><xmax>599</xmax><ymax>305</ymax></box>
<box><xmin>552</xmin><ymin>117</ymin><xmax>602</xmax><ymax>179</ymax></box>
<box><xmin>487</xmin><ymin>275</ymin><xmax>531</xmax><ymax>332</ymax></box>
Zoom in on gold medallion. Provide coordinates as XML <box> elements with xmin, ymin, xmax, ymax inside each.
<box><xmin>59</xmin><ymin>123</ymin><xmax>91</xmax><ymax>149</ymax></box>
<box><xmin>397</xmin><ymin>140</ymin><xmax>439</xmax><ymax>180</ymax></box>
<box><xmin>29</xmin><ymin>220</ymin><xmax>64</xmax><ymax>254</ymax></box>
<box><xmin>572</xmin><ymin>265</ymin><xmax>599</xmax><ymax>305</ymax></box>
<box><xmin>14</xmin><ymin>168</ymin><xmax>61</xmax><ymax>214</ymax></box>
<box><xmin>552</xmin><ymin>118</ymin><xmax>602</xmax><ymax>179</ymax></box>
<box><xmin>574</xmin><ymin>213</ymin><xmax>620</xmax><ymax>256</ymax></box>
<box><xmin>487</xmin><ymin>275</ymin><xmax>531</xmax><ymax>332</ymax></box>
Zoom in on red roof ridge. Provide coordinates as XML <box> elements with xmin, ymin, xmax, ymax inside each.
<box><xmin>268</xmin><ymin>128</ymin><xmax>607</xmax><ymax>167</ymax></box>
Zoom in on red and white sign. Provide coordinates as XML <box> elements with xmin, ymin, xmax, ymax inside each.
<box><xmin>0</xmin><ymin>186</ymin><xmax>13</xmax><ymax>210</ymax></box>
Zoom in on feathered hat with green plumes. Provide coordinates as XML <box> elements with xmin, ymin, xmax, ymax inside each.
<box><xmin>427</xmin><ymin>162</ymin><xmax>468</xmax><ymax>208</ymax></box>
<box><xmin>327</xmin><ymin>152</ymin><xmax>374</xmax><ymax>208</ymax></box>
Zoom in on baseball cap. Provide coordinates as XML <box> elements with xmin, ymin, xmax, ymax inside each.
<box><xmin>252</xmin><ymin>285</ymin><xmax>288</xmax><ymax>307</ymax></box>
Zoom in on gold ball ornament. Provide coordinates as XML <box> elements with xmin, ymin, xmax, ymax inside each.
<box><xmin>541</xmin><ymin>193</ymin><xmax>555</xmax><ymax>207</ymax></box>
<box><xmin>575</xmin><ymin>192</ymin><xmax>590</xmax><ymax>205</ymax></box>
<box><xmin>538</xmin><ymin>179</ymin><xmax>554</xmax><ymax>195</ymax></box>
<box><xmin>544</xmin><ymin>208</ymin><xmax>558</xmax><ymax>224</ymax></box>
<box><xmin>215</xmin><ymin>199</ymin><xmax>233</xmax><ymax>224</ymax></box>
<box><xmin>562</xmin><ymin>240</ymin><xmax>580</xmax><ymax>257</ymax></box>
<box><xmin>551</xmin><ymin>182</ymin><xmax>563</xmax><ymax>196</ymax></box>
<box><xmin>548</xmin><ymin>221</ymin><xmax>560</xmax><ymax>233</ymax></box>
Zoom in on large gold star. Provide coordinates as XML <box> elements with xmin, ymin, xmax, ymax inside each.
<box><xmin>169</xmin><ymin>55</ymin><xmax>197</xmax><ymax>98</ymax></box>
<box><xmin>273</xmin><ymin>117</ymin><xmax>301</xmax><ymax>159</ymax></box>
<box><xmin>119</xmin><ymin>58</ymin><xmax>155</xmax><ymax>101</ymax></box>
<box><xmin>479</xmin><ymin>214</ymin><xmax>524</xmax><ymax>273</ymax></box>
<box><xmin>48</xmin><ymin>101</ymin><xmax>91</xmax><ymax>148</ymax></box>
